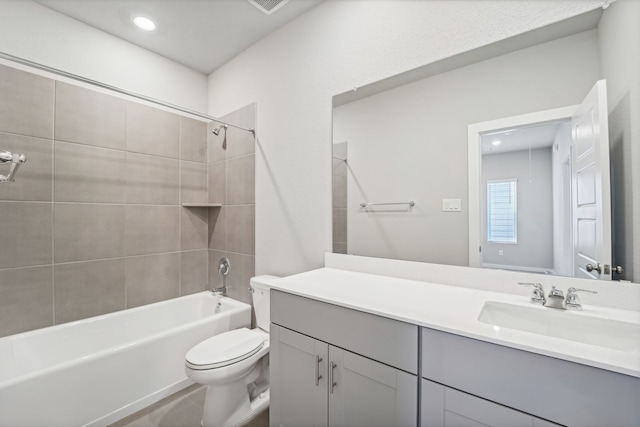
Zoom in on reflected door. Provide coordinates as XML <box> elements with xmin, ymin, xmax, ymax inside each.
<box><xmin>572</xmin><ymin>80</ymin><xmax>612</xmax><ymax>279</ymax></box>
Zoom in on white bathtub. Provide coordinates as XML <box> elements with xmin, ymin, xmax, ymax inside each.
<box><xmin>0</xmin><ymin>292</ymin><xmax>251</xmax><ymax>427</ymax></box>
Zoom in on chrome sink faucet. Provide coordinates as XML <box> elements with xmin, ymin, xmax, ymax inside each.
<box><xmin>544</xmin><ymin>286</ymin><xmax>566</xmax><ymax>309</ymax></box>
<box><xmin>565</xmin><ymin>287</ymin><xmax>598</xmax><ymax>311</ymax></box>
<box><xmin>519</xmin><ymin>283</ymin><xmax>598</xmax><ymax>310</ymax></box>
<box><xmin>518</xmin><ymin>282</ymin><xmax>546</xmax><ymax>305</ymax></box>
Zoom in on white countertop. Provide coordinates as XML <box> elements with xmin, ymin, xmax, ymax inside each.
<box><xmin>270</xmin><ymin>267</ymin><xmax>640</xmax><ymax>378</ymax></box>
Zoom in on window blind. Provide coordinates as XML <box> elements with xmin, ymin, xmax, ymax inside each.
<box><xmin>487</xmin><ymin>180</ymin><xmax>517</xmax><ymax>243</ymax></box>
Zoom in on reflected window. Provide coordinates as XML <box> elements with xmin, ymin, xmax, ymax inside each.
<box><xmin>487</xmin><ymin>179</ymin><xmax>517</xmax><ymax>243</ymax></box>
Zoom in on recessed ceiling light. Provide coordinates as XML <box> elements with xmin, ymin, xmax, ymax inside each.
<box><xmin>491</xmin><ymin>140</ymin><xmax>502</xmax><ymax>146</ymax></box>
<box><xmin>133</xmin><ymin>16</ymin><xmax>156</xmax><ymax>31</ymax></box>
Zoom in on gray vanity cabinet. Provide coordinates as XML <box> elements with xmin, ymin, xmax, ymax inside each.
<box><xmin>270</xmin><ymin>290</ymin><xmax>419</xmax><ymax>427</ymax></box>
<box><xmin>421</xmin><ymin>379</ymin><xmax>560</xmax><ymax>427</ymax></box>
<box><xmin>420</xmin><ymin>327</ymin><xmax>640</xmax><ymax>427</ymax></box>
<box><xmin>270</xmin><ymin>324</ymin><xmax>328</xmax><ymax>426</ymax></box>
<box><xmin>328</xmin><ymin>346</ymin><xmax>417</xmax><ymax>427</ymax></box>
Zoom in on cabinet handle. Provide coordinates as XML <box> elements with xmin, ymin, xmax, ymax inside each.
<box><xmin>315</xmin><ymin>356</ymin><xmax>323</xmax><ymax>386</ymax></box>
<box><xmin>329</xmin><ymin>362</ymin><xmax>337</xmax><ymax>394</ymax></box>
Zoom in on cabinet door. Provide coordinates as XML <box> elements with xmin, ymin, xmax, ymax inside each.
<box><xmin>271</xmin><ymin>324</ymin><xmax>329</xmax><ymax>427</ymax></box>
<box><xmin>329</xmin><ymin>346</ymin><xmax>417</xmax><ymax>427</ymax></box>
<box><xmin>421</xmin><ymin>379</ymin><xmax>562</xmax><ymax>427</ymax></box>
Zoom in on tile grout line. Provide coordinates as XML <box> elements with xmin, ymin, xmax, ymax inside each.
<box><xmin>178</xmin><ymin>118</ymin><xmax>183</xmax><ymax>297</ymax></box>
<box><xmin>206</xmin><ymin>122</ymin><xmax>211</xmax><ymax>292</ymax></box>
<box><xmin>124</xmin><ymin>102</ymin><xmax>129</xmax><ymax>310</ymax></box>
<box><xmin>51</xmin><ymin>81</ymin><xmax>57</xmax><ymax>327</ymax></box>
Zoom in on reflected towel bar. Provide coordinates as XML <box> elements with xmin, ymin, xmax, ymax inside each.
<box><xmin>360</xmin><ymin>201</ymin><xmax>415</xmax><ymax>208</ymax></box>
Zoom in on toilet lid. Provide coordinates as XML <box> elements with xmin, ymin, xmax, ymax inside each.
<box><xmin>185</xmin><ymin>328</ymin><xmax>264</xmax><ymax>370</ymax></box>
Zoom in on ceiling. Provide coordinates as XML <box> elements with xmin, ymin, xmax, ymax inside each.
<box><xmin>481</xmin><ymin>120</ymin><xmax>569</xmax><ymax>155</ymax></box>
<box><xmin>35</xmin><ymin>0</ymin><xmax>323</xmax><ymax>74</ymax></box>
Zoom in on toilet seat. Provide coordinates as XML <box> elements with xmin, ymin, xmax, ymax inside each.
<box><xmin>186</xmin><ymin>328</ymin><xmax>265</xmax><ymax>370</ymax></box>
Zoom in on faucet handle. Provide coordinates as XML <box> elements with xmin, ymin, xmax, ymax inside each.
<box><xmin>518</xmin><ymin>282</ymin><xmax>542</xmax><ymax>290</ymax></box>
<box><xmin>565</xmin><ymin>287</ymin><xmax>598</xmax><ymax>311</ymax></box>
<box><xmin>518</xmin><ymin>282</ymin><xmax>546</xmax><ymax>305</ymax></box>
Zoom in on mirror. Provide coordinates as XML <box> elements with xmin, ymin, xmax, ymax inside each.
<box><xmin>332</xmin><ymin>4</ymin><xmax>638</xmax><ymax>283</ymax></box>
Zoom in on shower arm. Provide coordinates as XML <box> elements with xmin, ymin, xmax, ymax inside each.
<box><xmin>0</xmin><ymin>149</ymin><xmax>27</xmax><ymax>183</ymax></box>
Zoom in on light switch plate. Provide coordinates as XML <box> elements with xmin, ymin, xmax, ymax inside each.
<box><xmin>442</xmin><ymin>198</ymin><xmax>461</xmax><ymax>212</ymax></box>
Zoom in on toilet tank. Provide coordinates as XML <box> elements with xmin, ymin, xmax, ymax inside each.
<box><xmin>250</xmin><ymin>275</ymin><xmax>279</xmax><ymax>332</ymax></box>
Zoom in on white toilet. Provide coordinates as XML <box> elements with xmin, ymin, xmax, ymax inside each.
<box><xmin>185</xmin><ymin>275</ymin><xmax>278</xmax><ymax>427</ymax></box>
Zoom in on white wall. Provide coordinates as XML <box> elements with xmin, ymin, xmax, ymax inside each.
<box><xmin>598</xmin><ymin>0</ymin><xmax>640</xmax><ymax>282</ymax></box>
<box><xmin>207</xmin><ymin>0</ymin><xmax>603</xmax><ymax>276</ymax></box>
<box><xmin>0</xmin><ymin>0</ymin><xmax>207</xmax><ymax>112</ymax></box>
<box><xmin>482</xmin><ymin>148</ymin><xmax>553</xmax><ymax>270</ymax></box>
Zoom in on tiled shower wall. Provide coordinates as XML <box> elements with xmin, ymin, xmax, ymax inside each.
<box><xmin>332</xmin><ymin>141</ymin><xmax>347</xmax><ymax>254</ymax></box>
<box><xmin>0</xmin><ymin>63</ymin><xmax>256</xmax><ymax>338</ymax></box>
<box><xmin>207</xmin><ymin>105</ymin><xmax>256</xmax><ymax>311</ymax></box>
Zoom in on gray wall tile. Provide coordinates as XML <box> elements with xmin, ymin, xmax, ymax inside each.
<box><xmin>126</xmin><ymin>152</ymin><xmax>179</xmax><ymax>205</ymax></box>
<box><xmin>181</xmin><ymin>250</ymin><xmax>208</xmax><ymax>296</ymax></box>
<box><xmin>0</xmin><ymin>66</ymin><xmax>259</xmax><ymax>337</ymax></box>
<box><xmin>208</xmin><ymin>206</ymin><xmax>226</xmax><ymax>250</ymax></box>
<box><xmin>332</xmin><ymin>174</ymin><xmax>347</xmax><ymax>209</ymax></box>
<box><xmin>180</xmin><ymin>117</ymin><xmax>207</xmax><ymax>163</ymax></box>
<box><xmin>0</xmin><ymin>266</ymin><xmax>53</xmax><ymax>337</ymax></box>
<box><xmin>225</xmin><ymin>252</ymin><xmax>255</xmax><ymax>307</ymax></box>
<box><xmin>333</xmin><ymin>208</ymin><xmax>347</xmax><ymax>244</ymax></box>
<box><xmin>180</xmin><ymin>207</ymin><xmax>208</xmax><ymax>251</ymax></box>
<box><xmin>125</xmin><ymin>205</ymin><xmax>179</xmax><ymax>256</ymax></box>
<box><xmin>54</xmin><ymin>203</ymin><xmax>125</xmax><ymax>263</ymax></box>
<box><xmin>227</xmin><ymin>205</ymin><xmax>255</xmax><ymax>255</ymax></box>
<box><xmin>54</xmin><ymin>82</ymin><xmax>126</xmax><ymax>149</ymax></box>
<box><xmin>53</xmin><ymin>259</ymin><xmax>126</xmax><ymax>324</ymax></box>
<box><xmin>0</xmin><ymin>133</ymin><xmax>52</xmax><ymax>201</ymax></box>
<box><xmin>126</xmin><ymin>253</ymin><xmax>180</xmax><ymax>308</ymax></box>
<box><xmin>126</xmin><ymin>102</ymin><xmax>180</xmax><ymax>158</ymax></box>
<box><xmin>54</xmin><ymin>141</ymin><xmax>126</xmax><ymax>203</ymax></box>
<box><xmin>332</xmin><ymin>157</ymin><xmax>347</xmax><ymax>176</ymax></box>
<box><xmin>0</xmin><ymin>64</ymin><xmax>54</xmax><ymax>139</ymax></box>
<box><xmin>208</xmin><ymin>161</ymin><xmax>226</xmax><ymax>204</ymax></box>
<box><xmin>180</xmin><ymin>161</ymin><xmax>207</xmax><ymax>204</ymax></box>
<box><xmin>208</xmin><ymin>122</ymin><xmax>227</xmax><ymax>164</ymax></box>
<box><xmin>332</xmin><ymin>142</ymin><xmax>348</xmax><ymax>176</ymax></box>
<box><xmin>226</xmin><ymin>154</ymin><xmax>255</xmax><ymax>205</ymax></box>
<box><xmin>333</xmin><ymin>242</ymin><xmax>347</xmax><ymax>254</ymax></box>
<box><xmin>0</xmin><ymin>202</ymin><xmax>52</xmax><ymax>269</ymax></box>
<box><xmin>333</xmin><ymin>142</ymin><xmax>347</xmax><ymax>160</ymax></box>
<box><xmin>208</xmin><ymin>249</ymin><xmax>227</xmax><ymax>290</ymax></box>
<box><xmin>224</xmin><ymin>103</ymin><xmax>256</xmax><ymax>159</ymax></box>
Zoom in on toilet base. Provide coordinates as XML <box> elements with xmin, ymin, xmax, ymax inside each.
<box><xmin>201</xmin><ymin>385</ymin><xmax>270</xmax><ymax>427</ymax></box>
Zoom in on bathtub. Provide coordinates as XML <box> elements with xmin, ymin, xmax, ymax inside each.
<box><xmin>0</xmin><ymin>292</ymin><xmax>251</xmax><ymax>427</ymax></box>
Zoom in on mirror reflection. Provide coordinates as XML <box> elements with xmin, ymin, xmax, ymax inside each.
<box><xmin>332</xmin><ymin>5</ymin><xmax>638</xmax><ymax>282</ymax></box>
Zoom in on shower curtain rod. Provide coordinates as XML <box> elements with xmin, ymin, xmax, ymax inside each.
<box><xmin>0</xmin><ymin>51</ymin><xmax>255</xmax><ymax>135</ymax></box>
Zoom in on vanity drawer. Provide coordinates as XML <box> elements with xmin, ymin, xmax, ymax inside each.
<box><xmin>421</xmin><ymin>327</ymin><xmax>640</xmax><ymax>427</ymax></box>
<box><xmin>271</xmin><ymin>290</ymin><xmax>418</xmax><ymax>374</ymax></box>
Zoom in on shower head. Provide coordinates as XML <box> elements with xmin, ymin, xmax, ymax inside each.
<box><xmin>0</xmin><ymin>149</ymin><xmax>26</xmax><ymax>183</ymax></box>
<box><xmin>212</xmin><ymin>124</ymin><xmax>228</xmax><ymax>136</ymax></box>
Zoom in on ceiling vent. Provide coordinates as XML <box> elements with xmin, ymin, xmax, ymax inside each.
<box><xmin>247</xmin><ymin>0</ymin><xmax>291</xmax><ymax>15</ymax></box>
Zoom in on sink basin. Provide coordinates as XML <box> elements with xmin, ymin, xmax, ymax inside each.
<box><xmin>478</xmin><ymin>301</ymin><xmax>640</xmax><ymax>352</ymax></box>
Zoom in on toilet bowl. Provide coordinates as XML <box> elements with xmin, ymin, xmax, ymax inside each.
<box><xmin>185</xmin><ymin>275</ymin><xmax>278</xmax><ymax>427</ymax></box>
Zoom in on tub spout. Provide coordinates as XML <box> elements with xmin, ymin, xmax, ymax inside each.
<box><xmin>211</xmin><ymin>286</ymin><xmax>226</xmax><ymax>296</ymax></box>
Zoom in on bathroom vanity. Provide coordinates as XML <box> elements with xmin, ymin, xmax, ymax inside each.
<box><xmin>269</xmin><ymin>256</ymin><xmax>640</xmax><ymax>427</ymax></box>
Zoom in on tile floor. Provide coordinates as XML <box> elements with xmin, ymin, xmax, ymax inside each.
<box><xmin>109</xmin><ymin>384</ymin><xmax>269</xmax><ymax>427</ymax></box>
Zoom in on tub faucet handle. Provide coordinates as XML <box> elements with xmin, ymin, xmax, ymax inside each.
<box><xmin>218</xmin><ymin>257</ymin><xmax>230</xmax><ymax>276</ymax></box>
